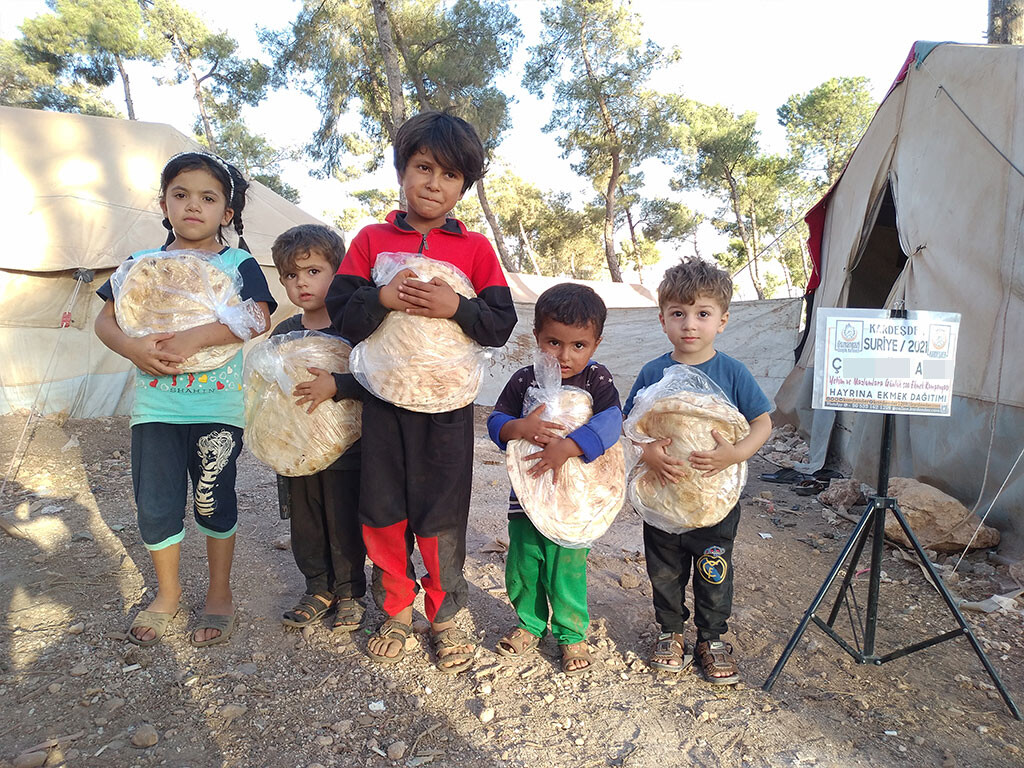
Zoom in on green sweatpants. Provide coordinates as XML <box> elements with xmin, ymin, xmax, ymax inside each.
<box><xmin>505</xmin><ymin>517</ymin><xmax>589</xmax><ymax>645</ymax></box>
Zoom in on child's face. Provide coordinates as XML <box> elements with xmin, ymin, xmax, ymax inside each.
<box><xmin>659</xmin><ymin>295</ymin><xmax>728</xmax><ymax>365</ymax></box>
<box><xmin>398</xmin><ymin>148</ymin><xmax>466</xmax><ymax>233</ymax></box>
<box><xmin>533</xmin><ymin>319</ymin><xmax>602</xmax><ymax>379</ymax></box>
<box><xmin>279</xmin><ymin>249</ymin><xmax>335</xmax><ymax>312</ymax></box>
<box><xmin>159</xmin><ymin>167</ymin><xmax>233</xmax><ymax>251</ymax></box>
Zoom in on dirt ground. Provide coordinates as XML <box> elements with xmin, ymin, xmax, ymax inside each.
<box><xmin>2</xmin><ymin>411</ymin><xmax>1023</xmax><ymax>768</ymax></box>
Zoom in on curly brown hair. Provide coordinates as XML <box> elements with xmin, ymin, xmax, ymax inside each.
<box><xmin>658</xmin><ymin>257</ymin><xmax>733</xmax><ymax>313</ymax></box>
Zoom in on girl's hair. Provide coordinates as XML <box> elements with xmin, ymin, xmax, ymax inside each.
<box><xmin>159</xmin><ymin>151</ymin><xmax>251</xmax><ymax>252</ymax></box>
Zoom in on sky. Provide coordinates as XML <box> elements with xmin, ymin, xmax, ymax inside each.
<box><xmin>1</xmin><ymin>0</ymin><xmax>989</xmax><ymax>289</ymax></box>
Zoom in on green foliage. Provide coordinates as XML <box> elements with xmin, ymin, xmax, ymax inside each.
<box><xmin>777</xmin><ymin>76</ymin><xmax>876</xmax><ymax>190</ymax></box>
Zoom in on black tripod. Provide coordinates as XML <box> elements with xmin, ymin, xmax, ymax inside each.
<box><xmin>763</xmin><ymin>412</ymin><xmax>1022</xmax><ymax>720</ymax></box>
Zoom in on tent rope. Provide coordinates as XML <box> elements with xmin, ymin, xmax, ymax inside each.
<box><xmin>0</xmin><ymin>272</ymin><xmax>90</xmax><ymax>502</ymax></box>
<box><xmin>931</xmin><ymin>84</ymin><xmax>1024</xmax><ymax>181</ymax></box>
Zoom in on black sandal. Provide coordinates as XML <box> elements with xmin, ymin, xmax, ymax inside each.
<box><xmin>331</xmin><ymin>598</ymin><xmax>365</xmax><ymax>632</ymax></box>
<box><xmin>367</xmin><ymin>618</ymin><xmax>413</xmax><ymax>664</ymax></box>
<box><xmin>794</xmin><ymin>479</ymin><xmax>829</xmax><ymax>496</ymax></box>
<box><xmin>281</xmin><ymin>592</ymin><xmax>335</xmax><ymax>628</ymax></box>
<box><xmin>758</xmin><ymin>468</ymin><xmax>809</xmax><ymax>484</ymax></box>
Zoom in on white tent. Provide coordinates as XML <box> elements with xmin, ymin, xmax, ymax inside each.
<box><xmin>774</xmin><ymin>42</ymin><xmax>1024</xmax><ymax>545</ymax></box>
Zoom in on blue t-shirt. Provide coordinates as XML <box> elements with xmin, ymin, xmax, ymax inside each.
<box><xmin>97</xmin><ymin>246</ymin><xmax>277</xmax><ymax>427</ymax></box>
<box><xmin>623</xmin><ymin>351</ymin><xmax>772</xmax><ymax>422</ymax></box>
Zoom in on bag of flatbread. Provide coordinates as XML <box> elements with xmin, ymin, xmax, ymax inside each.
<box><xmin>111</xmin><ymin>249</ymin><xmax>265</xmax><ymax>372</ymax></box>
<box><xmin>624</xmin><ymin>364</ymin><xmax>749</xmax><ymax>534</ymax></box>
<box><xmin>505</xmin><ymin>352</ymin><xmax>625</xmax><ymax>548</ymax></box>
<box><xmin>243</xmin><ymin>330</ymin><xmax>362</xmax><ymax>477</ymax></box>
<box><xmin>348</xmin><ymin>252</ymin><xmax>487</xmax><ymax>413</ymax></box>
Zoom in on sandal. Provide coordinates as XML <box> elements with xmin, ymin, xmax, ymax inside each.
<box><xmin>281</xmin><ymin>592</ymin><xmax>335</xmax><ymax>628</ymax></box>
<box><xmin>367</xmin><ymin>618</ymin><xmax>413</xmax><ymax>665</ymax></box>
<box><xmin>695</xmin><ymin>640</ymin><xmax>740</xmax><ymax>685</ymax></box>
<box><xmin>649</xmin><ymin>632</ymin><xmax>692</xmax><ymax>672</ymax></box>
<box><xmin>189</xmin><ymin>613</ymin><xmax>235</xmax><ymax>648</ymax></box>
<box><xmin>495</xmin><ymin>627</ymin><xmax>540</xmax><ymax>657</ymax></box>
<box><xmin>331</xmin><ymin>598</ymin><xmax>365</xmax><ymax>633</ymax></box>
<box><xmin>758</xmin><ymin>468</ymin><xmax>808</xmax><ymax>484</ymax></box>
<box><xmin>431</xmin><ymin>626</ymin><xmax>476</xmax><ymax>675</ymax></box>
<box><xmin>127</xmin><ymin>604</ymin><xmax>179</xmax><ymax>648</ymax></box>
<box><xmin>794</xmin><ymin>479</ymin><xmax>829</xmax><ymax>496</ymax></box>
<box><xmin>560</xmin><ymin>641</ymin><xmax>593</xmax><ymax>676</ymax></box>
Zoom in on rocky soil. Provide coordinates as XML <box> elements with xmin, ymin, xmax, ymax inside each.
<box><xmin>1</xmin><ymin>413</ymin><xmax>1023</xmax><ymax>768</ymax></box>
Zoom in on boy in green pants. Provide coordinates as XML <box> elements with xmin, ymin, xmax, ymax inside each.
<box><xmin>486</xmin><ymin>284</ymin><xmax>622</xmax><ymax>675</ymax></box>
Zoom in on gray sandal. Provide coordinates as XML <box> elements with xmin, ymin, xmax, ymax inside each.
<box><xmin>127</xmin><ymin>605</ymin><xmax>179</xmax><ymax>647</ymax></box>
<box><xmin>189</xmin><ymin>613</ymin><xmax>235</xmax><ymax>647</ymax></box>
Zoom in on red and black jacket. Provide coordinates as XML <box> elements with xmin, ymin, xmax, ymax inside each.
<box><xmin>326</xmin><ymin>210</ymin><xmax>517</xmax><ymax>348</ymax></box>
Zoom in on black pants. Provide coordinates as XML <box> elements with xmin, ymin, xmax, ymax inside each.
<box><xmin>359</xmin><ymin>395</ymin><xmax>474</xmax><ymax>623</ymax></box>
<box><xmin>643</xmin><ymin>503</ymin><xmax>740</xmax><ymax>641</ymax></box>
<box><xmin>287</xmin><ymin>468</ymin><xmax>367</xmax><ymax>599</ymax></box>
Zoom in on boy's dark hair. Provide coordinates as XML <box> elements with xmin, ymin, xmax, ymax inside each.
<box><xmin>393</xmin><ymin>111</ymin><xmax>487</xmax><ymax>193</ymax></box>
<box><xmin>534</xmin><ymin>283</ymin><xmax>607</xmax><ymax>338</ymax></box>
<box><xmin>159</xmin><ymin>152</ymin><xmax>251</xmax><ymax>252</ymax></box>
<box><xmin>271</xmin><ymin>224</ymin><xmax>346</xmax><ymax>273</ymax></box>
<box><xmin>658</xmin><ymin>257</ymin><xmax>733</xmax><ymax>312</ymax></box>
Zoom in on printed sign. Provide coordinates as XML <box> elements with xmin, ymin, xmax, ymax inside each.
<box><xmin>812</xmin><ymin>309</ymin><xmax>960</xmax><ymax>416</ymax></box>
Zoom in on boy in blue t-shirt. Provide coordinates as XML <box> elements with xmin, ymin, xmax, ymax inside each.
<box><xmin>624</xmin><ymin>258</ymin><xmax>772</xmax><ymax>684</ymax></box>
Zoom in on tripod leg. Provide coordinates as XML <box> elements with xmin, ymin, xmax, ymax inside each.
<box><xmin>825</xmin><ymin>498</ymin><xmax>879</xmax><ymax>627</ymax></box>
<box><xmin>862</xmin><ymin>499</ymin><xmax>889</xmax><ymax>658</ymax></box>
<box><xmin>890</xmin><ymin>505</ymin><xmax>1022</xmax><ymax>720</ymax></box>
<box><xmin>763</xmin><ymin>505</ymin><xmax>877</xmax><ymax>691</ymax></box>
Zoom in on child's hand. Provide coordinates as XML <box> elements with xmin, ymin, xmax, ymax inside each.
<box><xmin>155</xmin><ymin>327</ymin><xmax>203</xmax><ymax>363</ymax></box>
<box><xmin>515</xmin><ymin>404</ymin><xmax>564</xmax><ymax>446</ymax></box>
<box><xmin>293</xmin><ymin>367</ymin><xmax>338</xmax><ymax>414</ymax></box>
<box><xmin>525</xmin><ymin>436</ymin><xmax>582</xmax><ymax>483</ymax></box>
<box><xmin>639</xmin><ymin>438</ymin><xmax>688</xmax><ymax>486</ymax></box>
<box><xmin>398</xmin><ymin>277</ymin><xmax>460</xmax><ymax>319</ymax></box>
<box><xmin>126</xmin><ymin>333</ymin><xmax>185</xmax><ymax>376</ymax></box>
<box><xmin>379</xmin><ymin>268</ymin><xmax>419</xmax><ymax>311</ymax></box>
<box><xmin>688</xmin><ymin>429</ymin><xmax>742</xmax><ymax>477</ymax></box>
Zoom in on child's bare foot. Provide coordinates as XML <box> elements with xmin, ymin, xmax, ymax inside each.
<box><xmin>431</xmin><ymin>619</ymin><xmax>475</xmax><ymax>674</ymax></box>
<box><xmin>192</xmin><ymin>588</ymin><xmax>233</xmax><ymax>645</ymax></box>
<box><xmin>128</xmin><ymin>589</ymin><xmax>181</xmax><ymax>645</ymax></box>
<box><xmin>560</xmin><ymin>641</ymin><xmax>593</xmax><ymax>675</ymax></box>
<box><xmin>368</xmin><ymin>608</ymin><xmax>414</xmax><ymax>662</ymax></box>
<box><xmin>649</xmin><ymin>632</ymin><xmax>692</xmax><ymax>672</ymax></box>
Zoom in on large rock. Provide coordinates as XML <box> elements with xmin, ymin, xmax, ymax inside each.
<box><xmin>885</xmin><ymin>477</ymin><xmax>1000</xmax><ymax>552</ymax></box>
<box><xmin>817</xmin><ymin>479</ymin><xmax>869</xmax><ymax>513</ymax></box>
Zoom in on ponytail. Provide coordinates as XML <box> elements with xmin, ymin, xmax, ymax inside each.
<box><xmin>162</xmin><ymin>216</ymin><xmax>175</xmax><ymax>248</ymax></box>
<box><xmin>226</xmin><ymin>163</ymin><xmax>251</xmax><ymax>254</ymax></box>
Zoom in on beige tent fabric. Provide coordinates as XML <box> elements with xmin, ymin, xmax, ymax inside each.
<box><xmin>774</xmin><ymin>42</ymin><xmax>1024</xmax><ymax>545</ymax></box>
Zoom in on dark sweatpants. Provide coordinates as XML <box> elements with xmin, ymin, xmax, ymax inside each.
<box><xmin>359</xmin><ymin>394</ymin><xmax>474</xmax><ymax>623</ymax></box>
<box><xmin>643</xmin><ymin>503</ymin><xmax>741</xmax><ymax>641</ymax></box>
<box><xmin>287</xmin><ymin>467</ymin><xmax>367</xmax><ymax>599</ymax></box>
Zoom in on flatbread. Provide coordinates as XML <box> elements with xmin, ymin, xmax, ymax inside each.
<box><xmin>506</xmin><ymin>388</ymin><xmax>625</xmax><ymax>548</ymax></box>
<box><xmin>628</xmin><ymin>391</ymin><xmax>750</xmax><ymax>533</ymax></box>
<box><xmin>114</xmin><ymin>252</ymin><xmax>243</xmax><ymax>372</ymax></box>
<box><xmin>244</xmin><ymin>333</ymin><xmax>362</xmax><ymax>477</ymax></box>
<box><xmin>350</xmin><ymin>256</ymin><xmax>484</xmax><ymax>413</ymax></box>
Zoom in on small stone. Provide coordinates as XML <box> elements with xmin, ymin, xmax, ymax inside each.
<box><xmin>71</xmin><ymin>530</ymin><xmax>94</xmax><ymax>542</ymax></box>
<box><xmin>69</xmin><ymin>663</ymin><xmax>88</xmax><ymax>676</ymax></box>
<box><xmin>977</xmin><ymin>725</ymin><xmax>989</xmax><ymax>734</ymax></box>
<box><xmin>479</xmin><ymin>707</ymin><xmax>495</xmax><ymax>723</ymax></box>
<box><xmin>331</xmin><ymin>720</ymin><xmax>352</xmax><ymax>734</ymax></box>
<box><xmin>478</xmin><ymin>683</ymin><xmax>492</xmax><ymax>695</ymax></box>
<box><xmin>221</xmin><ymin>703</ymin><xmax>247</xmax><ymax>722</ymax></box>
<box><xmin>368</xmin><ymin>700</ymin><xmax>385</xmax><ymax>712</ymax></box>
<box><xmin>574</xmin><ymin>737</ymin><xmax>585</xmax><ymax>746</ymax></box>
<box><xmin>543</xmin><ymin>693</ymin><xmax>555</xmax><ymax>704</ymax></box>
<box><xmin>47</xmin><ymin>682</ymin><xmax>62</xmax><ymax>694</ymax></box>
<box><xmin>301</xmin><ymin>625</ymin><xmax>314</xmax><ymax>639</ymax></box>
<box><xmin>130</xmin><ymin>724</ymin><xmax>159</xmax><ymax>748</ymax></box>
<box><xmin>619</xmin><ymin>571</ymin><xmax>641</xmax><ymax>590</ymax></box>
<box><xmin>409</xmin><ymin>695</ymin><xmax>424</xmax><ymax>710</ymax></box>
<box><xmin>112</xmin><ymin>450</ymin><xmax>122</xmax><ymax>459</ymax></box>
<box><xmin>316</xmin><ymin>734</ymin><xmax>333</xmax><ymax>747</ymax></box>
<box><xmin>272</xmin><ymin>535</ymin><xmax>291</xmax><ymax>550</ymax></box>
<box><xmin>13</xmin><ymin>752</ymin><xmax>47</xmax><ymax>768</ymax></box>
<box><xmin>914</xmin><ymin>737</ymin><xmax>926</xmax><ymax>746</ymax></box>
<box><xmin>387</xmin><ymin>740</ymin><xmax>407</xmax><ymax>760</ymax></box>
<box><xmin>110</xmin><ymin>523</ymin><xmax>126</xmax><ymax>532</ymax></box>
<box><xmin>232</xmin><ymin>684</ymin><xmax>247</xmax><ymax>696</ymax></box>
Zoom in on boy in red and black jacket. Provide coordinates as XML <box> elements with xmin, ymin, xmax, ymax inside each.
<box><xmin>326</xmin><ymin>111</ymin><xmax>516</xmax><ymax>674</ymax></box>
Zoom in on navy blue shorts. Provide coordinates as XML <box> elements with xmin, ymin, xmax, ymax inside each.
<box><xmin>131</xmin><ymin>422</ymin><xmax>244</xmax><ymax>549</ymax></box>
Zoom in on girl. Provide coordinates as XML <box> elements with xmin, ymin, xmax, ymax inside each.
<box><xmin>94</xmin><ymin>152</ymin><xmax>277</xmax><ymax>647</ymax></box>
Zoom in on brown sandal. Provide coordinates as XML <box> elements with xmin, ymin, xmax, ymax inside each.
<box><xmin>496</xmin><ymin>627</ymin><xmax>540</xmax><ymax>657</ymax></box>
<box><xmin>431</xmin><ymin>627</ymin><xmax>476</xmax><ymax>675</ymax></box>
<box><xmin>367</xmin><ymin>618</ymin><xmax>413</xmax><ymax>664</ymax></box>
<box><xmin>281</xmin><ymin>592</ymin><xmax>335</xmax><ymax>628</ymax></box>
<box><xmin>649</xmin><ymin>632</ymin><xmax>692</xmax><ymax>672</ymax></box>
<box><xmin>695</xmin><ymin>640</ymin><xmax>740</xmax><ymax>685</ymax></box>
<box><xmin>560</xmin><ymin>641</ymin><xmax>593</xmax><ymax>676</ymax></box>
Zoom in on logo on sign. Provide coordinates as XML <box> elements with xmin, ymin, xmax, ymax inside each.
<box><xmin>835</xmin><ymin>321</ymin><xmax>863</xmax><ymax>353</ymax></box>
<box><xmin>928</xmin><ymin>324</ymin><xmax>951</xmax><ymax>358</ymax></box>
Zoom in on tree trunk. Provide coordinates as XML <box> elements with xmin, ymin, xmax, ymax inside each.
<box><xmin>989</xmin><ymin>0</ymin><xmax>1024</xmax><ymax>43</ymax></box>
<box><xmin>188</xmin><ymin>61</ymin><xmax>216</xmax><ymax>150</ymax></box>
<box><xmin>115</xmin><ymin>53</ymin><xmax>136</xmax><ymax>120</ymax></box>
<box><xmin>371</xmin><ymin>0</ymin><xmax>406</xmax><ymax>139</ymax></box>
<box><xmin>477</xmin><ymin>181</ymin><xmax>515</xmax><ymax>272</ymax></box>
<box><xmin>723</xmin><ymin>169</ymin><xmax>762</xmax><ymax>298</ymax></box>
<box><xmin>519</xmin><ymin>221</ymin><xmax>542</xmax><ymax>275</ymax></box>
<box><xmin>623</xmin><ymin>204</ymin><xmax>642</xmax><ymax>284</ymax></box>
<box><xmin>603</xmin><ymin>152</ymin><xmax>624</xmax><ymax>282</ymax></box>
<box><xmin>749</xmin><ymin>207</ymin><xmax>765</xmax><ymax>299</ymax></box>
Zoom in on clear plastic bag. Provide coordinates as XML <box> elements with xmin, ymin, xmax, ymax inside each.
<box><xmin>349</xmin><ymin>252</ymin><xmax>488</xmax><ymax>413</ymax></box>
<box><xmin>505</xmin><ymin>352</ymin><xmax>625</xmax><ymax>548</ymax></box>
<box><xmin>623</xmin><ymin>364</ymin><xmax>750</xmax><ymax>534</ymax></box>
<box><xmin>243</xmin><ymin>330</ymin><xmax>362</xmax><ymax>477</ymax></box>
<box><xmin>111</xmin><ymin>249</ymin><xmax>266</xmax><ymax>372</ymax></box>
